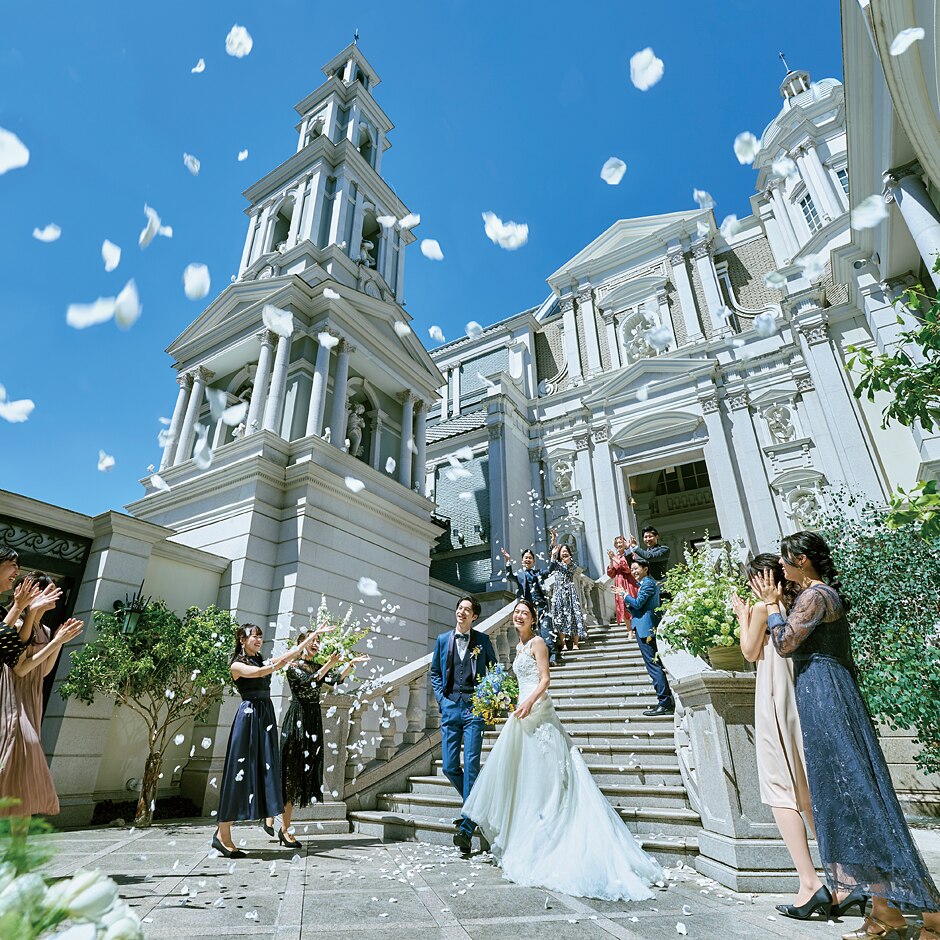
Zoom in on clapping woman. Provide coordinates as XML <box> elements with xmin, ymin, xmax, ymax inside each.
<box><xmin>213</xmin><ymin>624</ymin><xmax>319</xmax><ymax>858</ymax></box>
<box><xmin>750</xmin><ymin>532</ymin><xmax>940</xmax><ymax>940</ymax></box>
<box><xmin>549</xmin><ymin>530</ymin><xmax>585</xmax><ymax>651</ymax></box>
<box><xmin>606</xmin><ymin>535</ymin><xmax>638</xmax><ymax>628</ymax></box>
<box><xmin>279</xmin><ymin>634</ymin><xmax>368</xmax><ymax>846</ymax></box>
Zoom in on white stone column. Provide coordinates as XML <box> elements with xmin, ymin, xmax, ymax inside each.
<box><xmin>305</xmin><ymin>330</ymin><xmax>334</xmax><ymax>438</ymax></box>
<box><xmin>377</xmin><ymin>226</ymin><xmax>389</xmax><ymax>276</ymax></box>
<box><xmin>667</xmin><ymin>244</ymin><xmax>704</xmax><ymax>344</ymax></box>
<box><xmin>573</xmin><ymin>433</ymin><xmax>603</xmax><ymax>576</ymax></box>
<box><xmin>884</xmin><ymin>162</ymin><xmax>940</xmax><ymax>289</ymax></box>
<box><xmin>327</xmin><ymin>340</ymin><xmax>352</xmax><ymax>446</ymax></box>
<box><xmin>560</xmin><ymin>295</ymin><xmax>583</xmax><ymax>385</ymax></box>
<box><xmin>286</xmin><ymin>180</ymin><xmax>305</xmax><ymax>248</ymax></box>
<box><xmin>349</xmin><ymin>191</ymin><xmax>366</xmax><ymax>261</ymax></box>
<box><xmin>249</xmin><ymin>205</ymin><xmax>273</xmax><ymax>266</ymax></box>
<box><xmin>693</xmin><ymin>239</ymin><xmax>732</xmax><ymax>335</ymax></box>
<box><xmin>657</xmin><ymin>288</ymin><xmax>677</xmax><ymax>346</ymax></box>
<box><xmin>302</xmin><ymin>171</ymin><xmax>327</xmax><ymax>244</ymax></box>
<box><xmin>174</xmin><ymin>366</ymin><xmax>212</xmax><ymax>466</ymax></box>
<box><xmin>262</xmin><ymin>331</ymin><xmax>293</xmax><ymax>434</ymax></box>
<box><xmin>413</xmin><ymin>401</ymin><xmax>428</xmax><ymax>493</ymax></box>
<box><xmin>239</xmin><ymin>210</ymin><xmax>260</xmax><ymax>276</ymax></box>
<box><xmin>450</xmin><ymin>366</ymin><xmax>461</xmax><ymax>417</ymax></box>
<box><xmin>577</xmin><ymin>287</ymin><xmax>603</xmax><ymax>375</ymax></box>
<box><xmin>370</xmin><ymin>414</ymin><xmax>384</xmax><ymax>468</ymax></box>
<box><xmin>328</xmin><ymin>173</ymin><xmax>350</xmax><ymax>248</ymax></box>
<box><xmin>768</xmin><ymin>181</ymin><xmax>801</xmax><ymax>262</ymax></box>
<box><xmin>794</xmin><ymin>145</ymin><xmax>835</xmax><ymax>224</ymax></box>
<box><xmin>395</xmin><ymin>234</ymin><xmax>406</xmax><ymax>303</ymax></box>
<box><xmin>590</xmin><ymin>428</ymin><xmax>624</xmax><ymax>554</ymax></box>
<box><xmin>245</xmin><ymin>330</ymin><xmax>275</xmax><ymax>436</ymax></box>
<box><xmin>602</xmin><ymin>310</ymin><xmax>621</xmax><ymax>369</ymax></box>
<box><xmin>803</xmin><ymin>144</ymin><xmax>843</xmax><ymax>220</ymax></box>
<box><xmin>398</xmin><ymin>392</ymin><xmax>415</xmax><ymax>487</ymax></box>
<box><xmin>161</xmin><ymin>372</ymin><xmax>193</xmax><ymax>469</ymax></box>
<box><xmin>439</xmin><ymin>378</ymin><xmax>448</xmax><ymax>420</ymax></box>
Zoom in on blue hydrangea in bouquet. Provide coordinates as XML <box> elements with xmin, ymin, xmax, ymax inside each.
<box><xmin>471</xmin><ymin>662</ymin><xmax>519</xmax><ymax>724</ymax></box>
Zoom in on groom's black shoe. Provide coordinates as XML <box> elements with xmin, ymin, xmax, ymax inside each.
<box><xmin>643</xmin><ymin>703</ymin><xmax>675</xmax><ymax>717</ymax></box>
<box><xmin>453</xmin><ymin>829</ymin><xmax>473</xmax><ymax>855</ymax></box>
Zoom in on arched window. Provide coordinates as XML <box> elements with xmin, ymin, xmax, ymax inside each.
<box><xmin>359</xmin><ymin>211</ymin><xmax>380</xmax><ymax>269</ymax></box>
<box><xmin>270</xmin><ymin>197</ymin><xmax>294</xmax><ymax>252</ymax></box>
<box><xmin>358</xmin><ymin>124</ymin><xmax>375</xmax><ymax>167</ymax></box>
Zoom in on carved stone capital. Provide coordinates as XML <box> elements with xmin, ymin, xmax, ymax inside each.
<box><xmin>192</xmin><ymin>365</ymin><xmax>215</xmax><ymax>384</ymax></box>
<box><xmin>699</xmin><ymin>393</ymin><xmax>720</xmax><ymax>415</ymax></box>
<box><xmin>577</xmin><ymin>288</ymin><xmax>595</xmax><ymax>309</ymax></box>
<box><xmin>800</xmin><ymin>321</ymin><xmax>829</xmax><ymax>345</ymax></box>
<box><xmin>528</xmin><ymin>446</ymin><xmax>543</xmax><ymax>464</ymax></box>
<box><xmin>397</xmin><ymin>390</ymin><xmax>416</xmax><ymax>405</ymax></box>
<box><xmin>573</xmin><ymin>433</ymin><xmax>591</xmax><ymax>452</ymax></box>
<box><xmin>340</xmin><ymin>340</ymin><xmax>357</xmax><ymax>355</ymax></box>
<box><xmin>726</xmin><ymin>389</ymin><xmax>750</xmax><ymax>411</ymax></box>
<box><xmin>600</xmin><ymin>307</ymin><xmax>615</xmax><ymax>324</ymax></box>
<box><xmin>691</xmin><ymin>238</ymin><xmax>712</xmax><ymax>260</ymax></box>
<box><xmin>883</xmin><ymin>159</ymin><xmax>923</xmax><ymax>195</ymax></box>
<box><xmin>256</xmin><ymin>328</ymin><xmax>277</xmax><ymax>347</ymax></box>
<box><xmin>795</xmin><ymin>374</ymin><xmax>815</xmax><ymax>393</ymax></box>
<box><xmin>559</xmin><ymin>296</ymin><xmax>575</xmax><ymax>315</ymax></box>
<box><xmin>488</xmin><ymin>424</ymin><xmax>502</xmax><ymax>441</ymax></box>
<box><xmin>176</xmin><ymin>371</ymin><xmax>194</xmax><ymax>389</ymax></box>
<box><xmin>592</xmin><ymin>425</ymin><xmax>609</xmax><ymax>443</ymax></box>
<box><xmin>666</xmin><ymin>245</ymin><xmax>685</xmax><ymax>267</ymax></box>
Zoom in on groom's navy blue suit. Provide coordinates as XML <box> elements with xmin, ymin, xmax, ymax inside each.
<box><xmin>430</xmin><ymin>627</ymin><xmax>497</xmax><ymax>838</ymax></box>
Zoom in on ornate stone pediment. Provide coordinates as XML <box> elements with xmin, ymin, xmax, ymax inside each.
<box><xmin>584</xmin><ymin>356</ymin><xmax>716</xmax><ymax>406</ymax></box>
<box><xmin>608</xmin><ymin>410</ymin><xmax>704</xmax><ymax>449</ymax></box>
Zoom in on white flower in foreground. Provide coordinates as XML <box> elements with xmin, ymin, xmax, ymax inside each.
<box><xmin>345</xmin><ymin>477</ymin><xmax>365</xmax><ymax>493</ymax></box>
<box><xmin>225</xmin><ymin>24</ymin><xmax>253</xmax><ymax>58</ymax></box>
<box><xmin>890</xmin><ymin>27</ymin><xmax>925</xmax><ymax>56</ymax></box>
<box><xmin>44</xmin><ymin>869</ymin><xmax>119</xmax><ymax>921</ymax></box>
<box><xmin>719</xmin><ymin>214</ymin><xmax>741</xmax><ymax>240</ymax></box>
<box><xmin>764</xmin><ymin>270</ymin><xmax>787</xmax><ymax>290</ymax></box>
<box><xmin>393</xmin><ymin>321</ymin><xmax>411</xmax><ymax>338</ymax></box>
<box><xmin>630</xmin><ymin>47</ymin><xmax>664</xmax><ymax>90</ymax></box>
<box><xmin>429</xmin><ymin>325</ymin><xmax>444</xmax><ymax>343</ymax></box>
<box><xmin>771</xmin><ymin>155</ymin><xmax>798</xmax><ymax>179</ymax></box>
<box><xmin>183</xmin><ymin>152</ymin><xmax>200</xmax><ymax>176</ymax></box>
<box><xmin>100</xmin><ymin>900</ymin><xmax>144</xmax><ymax>939</ymax></box>
<box><xmin>0</xmin><ymin>127</ymin><xmax>29</xmax><ymax>175</ymax></box>
<box><xmin>191</xmin><ymin>58</ymin><xmax>206</xmax><ymax>74</ymax></box>
<box><xmin>114</xmin><ymin>279</ymin><xmax>141</xmax><ymax>329</ymax></box>
<box><xmin>733</xmin><ymin>131</ymin><xmax>760</xmax><ymax>165</ymax></box>
<box><xmin>482</xmin><ymin>211</ymin><xmax>528</xmax><ymax>249</ymax></box>
<box><xmin>754</xmin><ymin>311</ymin><xmax>780</xmax><ymax>337</ymax></box>
<box><xmin>399</xmin><ymin>212</ymin><xmax>420</xmax><ymax>230</ymax></box>
<box><xmin>466</xmin><ymin>321</ymin><xmax>483</xmax><ymax>339</ymax></box>
<box><xmin>262</xmin><ymin>303</ymin><xmax>293</xmax><ymax>337</ymax></box>
<box><xmin>692</xmin><ymin>189</ymin><xmax>714</xmax><ymax>209</ymax></box>
<box><xmin>600</xmin><ymin>157</ymin><xmax>626</xmax><ymax>185</ymax></box>
<box><xmin>183</xmin><ymin>262</ymin><xmax>211</xmax><ymax>300</ymax></box>
<box><xmin>32</xmin><ymin>223</ymin><xmax>61</xmax><ymax>242</ymax></box>
<box><xmin>420</xmin><ymin>238</ymin><xmax>443</xmax><ymax>260</ymax></box>
<box><xmin>102</xmin><ymin>239</ymin><xmax>121</xmax><ymax>272</ymax></box>
<box><xmin>98</xmin><ymin>450</ymin><xmax>115</xmax><ymax>472</ymax></box>
<box><xmin>139</xmin><ymin>204</ymin><xmax>173</xmax><ymax>248</ymax></box>
<box><xmin>237</xmin><ymin>149</ymin><xmax>248</xmax><ymax>161</ymax></box>
<box><xmin>357</xmin><ymin>577</ymin><xmax>381</xmax><ymax>597</ymax></box>
<box><xmin>851</xmin><ymin>194</ymin><xmax>888</xmax><ymax>230</ymax></box>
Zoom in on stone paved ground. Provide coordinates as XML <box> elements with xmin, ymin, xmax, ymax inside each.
<box><xmin>36</xmin><ymin>823</ymin><xmax>940</xmax><ymax>939</ymax></box>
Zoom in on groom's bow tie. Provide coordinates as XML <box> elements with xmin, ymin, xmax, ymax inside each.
<box><xmin>455</xmin><ymin>633</ymin><xmax>470</xmax><ymax>643</ymax></box>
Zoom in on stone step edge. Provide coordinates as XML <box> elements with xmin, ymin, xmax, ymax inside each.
<box><xmin>407</xmin><ymin>775</ymin><xmax>690</xmax><ymax>798</ymax></box>
<box><xmin>432</xmin><ymin>758</ymin><xmax>683</xmax><ymax>775</ymax></box>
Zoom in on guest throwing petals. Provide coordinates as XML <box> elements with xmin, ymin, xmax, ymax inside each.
<box><xmin>606</xmin><ymin>535</ymin><xmax>638</xmax><ymax>627</ymax></box>
<box><xmin>549</xmin><ymin>530</ymin><xmax>585</xmax><ymax>651</ymax></box>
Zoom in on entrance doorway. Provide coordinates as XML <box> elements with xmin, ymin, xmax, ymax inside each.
<box><xmin>625</xmin><ymin>459</ymin><xmax>721</xmax><ymax>575</ymax></box>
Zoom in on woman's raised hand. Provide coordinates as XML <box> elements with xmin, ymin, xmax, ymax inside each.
<box><xmin>500</xmin><ymin>548</ymin><xmax>511</xmax><ymax>562</ymax></box>
<box><xmin>54</xmin><ymin>618</ymin><xmax>84</xmax><ymax>645</ymax></box>
<box><xmin>748</xmin><ymin>570</ymin><xmax>782</xmax><ymax>606</ymax></box>
<box><xmin>12</xmin><ymin>579</ymin><xmax>38</xmax><ymax>611</ymax></box>
<box><xmin>31</xmin><ymin>584</ymin><xmax>62</xmax><ymax>614</ymax></box>
<box><xmin>730</xmin><ymin>592</ymin><xmax>751</xmax><ymax>619</ymax></box>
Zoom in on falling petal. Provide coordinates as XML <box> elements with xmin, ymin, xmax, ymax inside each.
<box><xmin>454</xmin><ymin>446</ymin><xmax>473</xmax><ymax>461</ymax></box>
<box><xmin>385</xmin><ymin>457</ymin><xmax>396</xmax><ymax>473</ymax></box>
<box><xmin>646</xmin><ymin>325</ymin><xmax>671</xmax><ymax>350</ymax></box>
<box><xmin>733</xmin><ymin>131</ymin><xmax>760</xmax><ymax>165</ymax></box>
<box><xmin>636</xmin><ymin>382</ymin><xmax>652</xmax><ymax>402</ymax></box>
<box><xmin>890</xmin><ymin>27</ymin><xmax>925</xmax><ymax>56</ymax></box>
<box><xmin>183</xmin><ymin>262</ymin><xmax>211</xmax><ymax>300</ymax></box>
<box><xmin>771</xmin><ymin>155</ymin><xmax>798</xmax><ymax>179</ymax></box>
<box><xmin>114</xmin><ymin>279</ymin><xmax>141</xmax><ymax>329</ymax></box>
<box><xmin>191</xmin><ymin>58</ymin><xmax>206</xmax><ymax>74</ymax></box>
<box><xmin>696</xmin><ymin>220</ymin><xmax>710</xmax><ymax>238</ymax></box>
<box><xmin>345</xmin><ymin>476</ymin><xmax>365</xmax><ymax>493</ymax></box>
<box><xmin>630</xmin><ymin>47</ymin><xmax>664</xmax><ymax>90</ymax></box>
<box><xmin>174</xmin><ymin>734</ymin><xmax>185</xmax><ymax>746</ymax></box>
<box><xmin>262</xmin><ymin>303</ymin><xmax>293</xmax><ymax>337</ymax></box>
<box><xmin>393</xmin><ymin>321</ymin><xmax>412</xmax><ymax>338</ymax></box>
<box><xmin>719</xmin><ymin>214</ymin><xmax>741</xmax><ymax>240</ymax></box>
<box><xmin>0</xmin><ymin>394</ymin><xmax>34</xmax><ymax>423</ymax></box>
<box><xmin>139</xmin><ymin>204</ymin><xmax>172</xmax><ymax>248</ymax></box>
<box><xmin>358</xmin><ymin>577</ymin><xmax>381</xmax><ymax>597</ymax></box>
<box><xmin>429</xmin><ymin>325</ymin><xmax>444</xmax><ymax>343</ymax></box>
<box><xmin>222</xmin><ymin>401</ymin><xmax>248</xmax><ymax>426</ymax></box>
<box><xmin>420</xmin><ymin>238</ymin><xmax>443</xmax><ymax>260</ymax></box>
<box><xmin>399</xmin><ymin>212</ymin><xmax>420</xmax><ymax>230</ymax></box>
<box><xmin>225</xmin><ymin>24</ymin><xmax>253</xmax><ymax>58</ymax></box>
<box><xmin>206</xmin><ymin>387</ymin><xmax>228</xmax><ymax>421</ymax></box>
<box><xmin>376</xmin><ymin>214</ymin><xmax>396</xmax><ymax>228</ymax></box>
<box><xmin>32</xmin><ymin>223</ymin><xmax>61</xmax><ymax>242</ymax></box>
<box><xmin>798</xmin><ymin>254</ymin><xmax>826</xmax><ymax>281</ymax></box>
<box><xmin>851</xmin><ymin>194</ymin><xmax>888</xmax><ymax>230</ymax></box>
<box><xmin>682</xmin><ymin>905</ymin><xmax>693</xmax><ymax>916</ymax></box>
<box><xmin>764</xmin><ymin>271</ymin><xmax>787</xmax><ymax>290</ymax></box>
<box><xmin>97</xmin><ymin>450</ymin><xmax>115</xmax><ymax>472</ymax></box>
<box><xmin>67</xmin><ymin>297</ymin><xmax>115</xmax><ymax>329</ymax></box>
<box><xmin>692</xmin><ymin>189</ymin><xmax>714</xmax><ymax>209</ymax></box>
<box><xmin>323</xmin><ymin>287</ymin><xmax>340</xmax><ymax>300</ymax></box>
<box><xmin>102</xmin><ymin>239</ymin><xmax>121</xmax><ymax>272</ymax></box>
<box><xmin>754</xmin><ymin>311</ymin><xmax>779</xmax><ymax>337</ymax></box>
<box><xmin>0</xmin><ymin>127</ymin><xmax>29</xmax><ymax>175</ymax></box>
<box><xmin>481</xmin><ymin>211</ymin><xmax>528</xmax><ymax>249</ymax></box>
<box><xmin>600</xmin><ymin>157</ymin><xmax>627</xmax><ymax>185</ymax></box>
<box><xmin>466</xmin><ymin>321</ymin><xmax>483</xmax><ymax>339</ymax></box>
<box><xmin>318</xmin><ymin>331</ymin><xmax>339</xmax><ymax>349</ymax></box>
<box><xmin>183</xmin><ymin>152</ymin><xmax>200</xmax><ymax>176</ymax></box>
<box><xmin>237</xmin><ymin>149</ymin><xmax>248</xmax><ymax>161</ymax></box>
<box><xmin>677</xmin><ymin>924</ymin><xmax>687</xmax><ymax>936</ymax></box>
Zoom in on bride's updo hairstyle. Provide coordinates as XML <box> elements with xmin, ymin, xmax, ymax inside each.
<box><xmin>780</xmin><ymin>530</ymin><xmax>851</xmax><ymax>612</ymax></box>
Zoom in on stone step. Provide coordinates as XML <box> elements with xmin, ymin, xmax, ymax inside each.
<box><xmin>348</xmin><ymin>809</ymin><xmax>699</xmax><ymax>864</ymax></box>
<box><xmin>484</xmin><ymin>726</ymin><xmax>675</xmax><ymax>744</ymax></box>
<box><xmin>551</xmin><ymin>696</ymin><xmax>662</xmax><ymax>711</ymax></box>
<box><xmin>374</xmin><ymin>792</ymin><xmax>701</xmax><ymax>837</ymax></box>
<box><xmin>548</xmin><ymin>675</ymin><xmax>654</xmax><ymax>691</ymax></box>
<box><xmin>549</xmin><ymin>665</ymin><xmax>651</xmax><ymax>681</ymax></box>
<box><xmin>432</xmin><ymin>757</ymin><xmax>683</xmax><ymax>787</ymax></box>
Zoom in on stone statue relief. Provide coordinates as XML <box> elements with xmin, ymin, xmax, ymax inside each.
<box><xmin>346</xmin><ymin>402</ymin><xmax>366</xmax><ymax>457</ymax></box>
<box><xmin>764</xmin><ymin>403</ymin><xmax>796</xmax><ymax>444</ymax></box>
<box><xmin>552</xmin><ymin>458</ymin><xmax>574</xmax><ymax>495</ymax></box>
<box><xmin>786</xmin><ymin>488</ymin><xmax>822</xmax><ymax>528</ymax></box>
<box><xmin>620</xmin><ymin>310</ymin><xmax>657</xmax><ymax>364</ymax></box>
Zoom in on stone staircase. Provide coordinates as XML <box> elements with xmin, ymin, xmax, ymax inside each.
<box><xmin>350</xmin><ymin>621</ymin><xmax>702</xmax><ymax>863</ymax></box>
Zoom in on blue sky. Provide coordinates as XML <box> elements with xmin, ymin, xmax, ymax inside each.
<box><xmin>0</xmin><ymin>1</ymin><xmax>843</xmax><ymax>516</ymax></box>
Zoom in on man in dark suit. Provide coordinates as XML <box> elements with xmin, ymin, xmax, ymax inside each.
<box><xmin>430</xmin><ymin>595</ymin><xmax>498</xmax><ymax>854</ymax></box>
<box><xmin>615</xmin><ymin>557</ymin><xmax>675</xmax><ymax>717</ymax></box>
<box><xmin>627</xmin><ymin>526</ymin><xmax>671</xmax><ymax>583</ymax></box>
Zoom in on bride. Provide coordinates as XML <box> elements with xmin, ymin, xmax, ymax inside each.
<box><xmin>463</xmin><ymin>599</ymin><xmax>663</xmax><ymax>900</ymax></box>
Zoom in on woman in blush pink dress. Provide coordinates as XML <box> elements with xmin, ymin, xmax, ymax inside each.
<box><xmin>606</xmin><ymin>535</ymin><xmax>638</xmax><ymax>627</ymax></box>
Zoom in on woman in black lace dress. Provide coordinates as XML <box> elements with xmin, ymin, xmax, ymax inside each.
<box><xmin>279</xmin><ymin>634</ymin><xmax>367</xmax><ymax>846</ymax></box>
<box><xmin>751</xmin><ymin>532</ymin><xmax>940</xmax><ymax>940</ymax></box>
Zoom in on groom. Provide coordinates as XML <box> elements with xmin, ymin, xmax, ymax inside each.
<box><xmin>430</xmin><ymin>594</ymin><xmax>497</xmax><ymax>855</ymax></box>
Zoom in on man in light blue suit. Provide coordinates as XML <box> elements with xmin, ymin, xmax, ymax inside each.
<box><xmin>430</xmin><ymin>595</ymin><xmax>497</xmax><ymax>855</ymax></box>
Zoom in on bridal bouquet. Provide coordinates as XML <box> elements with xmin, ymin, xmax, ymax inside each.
<box><xmin>309</xmin><ymin>596</ymin><xmax>370</xmax><ymax>671</ymax></box>
<box><xmin>471</xmin><ymin>663</ymin><xmax>519</xmax><ymax>724</ymax></box>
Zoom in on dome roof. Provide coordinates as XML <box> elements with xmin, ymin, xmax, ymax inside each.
<box><xmin>760</xmin><ymin>77</ymin><xmax>843</xmax><ymax>154</ymax></box>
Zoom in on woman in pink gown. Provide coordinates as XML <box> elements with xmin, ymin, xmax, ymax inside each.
<box><xmin>606</xmin><ymin>536</ymin><xmax>638</xmax><ymax>627</ymax></box>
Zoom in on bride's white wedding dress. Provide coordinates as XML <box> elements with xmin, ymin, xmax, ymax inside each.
<box><xmin>462</xmin><ymin>640</ymin><xmax>663</xmax><ymax>900</ymax></box>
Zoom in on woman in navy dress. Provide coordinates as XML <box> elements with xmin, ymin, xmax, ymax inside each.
<box><xmin>548</xmin><ymin>530</ymin><xmax>585</xmax><ymax>650</ymax></box>
<box><xmin>213</xmin><ymin>624</ymin><xmax>318</xmax><ymax>858</ymax></box>
<box><xmin>751</xmin><ymin>531</ymin><xmax>940</xmax><ymax>940</ymax></box>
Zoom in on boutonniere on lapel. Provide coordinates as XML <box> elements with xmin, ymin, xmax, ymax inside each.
<box><xmin>470</xmin><ymin>645</ymin><xmax>482</xmax><ymax>660</ymax></box>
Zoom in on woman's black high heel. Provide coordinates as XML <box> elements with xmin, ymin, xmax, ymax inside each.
<box><xmin>278</xmin><ymin>828</ymin><xmax>301</xmax><ymax>848</ymax></box>
<box><xmin>831</xmin><ymin>886</ymin><xmax>870</xmax><ymax>919</ymax></box>
<box><xmin>260</xmin><ymin>819</ymin><xmax>276</xmax><ymax>838</ymax></box>
<box><xmin>776</xmin><ymin>885</ymin><xmax>833</xmax><ymax>920</ymax></box>
<box><xmin>211</xmin><ymin>832</ymin><xmax>247</xmax><ymax>859</ymax></box>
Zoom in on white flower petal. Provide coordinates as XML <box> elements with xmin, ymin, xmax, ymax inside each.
<box><xmin>429</xmin><ymin>325</ymin><xmax>445</xmax><ymax>343</ymax></box>
<box><xmin>193</xmin><ymin>425</ymin><xmax>213</xmax><ymax>470</ymax></box>
<box><xmin>481</xmin><ymin>211</ymin><xmax>528</xmax><ymax>249</ymax></box>
<box><xmin>754</xmin><ymin>311</ymin><xmax>780</xmax><ymax>337</ymax></box>
<box><xmin>225</xmin><ymin>24</ymin><xmax>253</xmax><ymax>58</ymax></box>
<box><xmin>206</xmin><ymin>387</ymin><xmax>227</xmax><ymax>421</ymax></box>
<box><xmin>385</xmin><ymin>457</ymin><xmax>396</xmax><ymax>473</ymax></box>
<box><xmin>600</xmin><ymin>157</ymin><xmax>626</xmax><ymax>185</ymax></box>
<box><xmin>692</xmin><ymin>188</ymin><xmax>714</xmax><ymax>209</ymax></box>
<box><xmin>719</xmin><ymin>214</ymin><xmax>742</xmax><ymax>240</ymax></box>
<box><xmin>67</xmin><ymin>297</ymin><xmax>116</xmax><ymax>329</ymax></box>
<box><xmin>222</xmin><ymin>402</ymin><xmax>248</xmax><ymax>426</ymax></box>
<box><xmin>676</xmin><ymin>924</ymin><xmax>688</xmax><ymax>936</ymax></box>
<box><xmin>764</xmin><ymin>270</ymin><xmax>787</xmax><ymax>290</ymax></box>
<box><xmin>183</xmin><ymin>152</ymin><xmax>200</xmax><ymax>176</ymax></box>
<box><xmin>191</xmin><ymin>58</ymin><xmax>206</xmax><ymax>74</ymax></box>
<box><xmin>420</xmin><ymin>238</ymin><xmax>443</xmax><ymax>260</ymax></box>
<box><xmin>733</xmin><ymin>131</ymin><xmax>760</xmax><ymax>165</ymax></box>
<box><xmin>696</xmin><ymin>220</ymin><xmax>710</xmax><ymax>238</ymax></box>
<box><xmin>262</xmin><ymin>303</ymin><xmax>294</xmax><ymax>337</ymax></box>
<box><xmin>376</xmin><ymin>214</ymin><xmax>396</xmax><ymax>228</ymax></box>
<box><xmin>629</xmin><ymin>47</ymin><xmax>664</xmax><ymax>91</ymax></box>
<box><xmin>323</xmin><ymin>287</ymin><xmax>340</xmax><ymax>300</ymax></box>
<box><xmin>454</xmin><ymin>446</ymin><xmax>473</xmax><ymax>461</ymax></box>
<box><xmin>102</xmin><ymin>239</ymin><xmax>121</xmax><ymax>272</ymax></box>
<box><xmin>798</xmin><ymin>254</ymin><xmax>826</xmax><ymax>281</ymax></box>
<box><xmin>114</xmin><ymin>279</ymin><xmax>141</xmax><ymax>329</ymax></box>
<box><xmin>139</xmin><ymin>204</ymin><xmax>172</xmax><ymax>248</ymax></box>
<box><xmin>357</xmin><ymin>577</ymin><xmax>381</xmax><ymax>597</ymax></box>
<box><xmin>466</xmin><ymin>321</ymin><xmax>483</xmax><ymax>339</ymax></box>
<box><xmin>183</xmin><ymin>262</ymin><xmax>211</xmax><ymax>300</ymax></box>
<box><xmin>0</xmin><ymin>397</ymin><xmax>34</xmax><ymax>423</ymax></box>
<box><xmin>890</xmin><ymin>27</ymin><xmax>925</xmax><ymax>56</ymax></box>
<box><xmin>771</xmin><ymin>155</ymin><xmax>798</xmax><ymax>179</ymax></box>
<box><xmin>174</xmin><ymin>733</ymin><xmax>185</xmax><ymax>746</ymax></box>
<box><xmin>393</xmin><ymin>321</ymin><xmax>411</xmax><ymax>338</ymax></box>
<box><xmin>851</xmin><ymin>193</ymin><xmax>888</xmax><ymax>230</ymax></box>
<box><xmin>399</xmin><ymin>212</ymin><xmax>420</xmax><ymax>230</ymax></box>
<box><xmin>646</xmin><ymin>325</ymin><xmax>672</xmax><ymax>350</ymax></box>
<box><xmin>97</xmin><ymin>450</ymin><xmax>115</xmax><ymax>472</ymax></box>
<box><xmin>345</xmin><ymin>476</ymin><xmax>365</xmax><ymax>493</ymax></box>
<box><xmin>635</xmin><ymin>382</ymin><xmax>653</xmax><ymax>402</ymax></box>
<box><xmin>0</xmin><ymin>127</ymin><xmax>29</xmax><ymax>175</ymax></box>
<box><xmin>237</xmin><ymin>149</ymin><xmax>248</xmax><ymax>161</ymax></box>
<box><xmin>32</xmin><ymin>223</ymin><xmax>61</xmax><ymax>242</ymax></box>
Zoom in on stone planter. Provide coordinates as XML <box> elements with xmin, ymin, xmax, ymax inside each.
<box><xmin>706</xmin><ymin>643</ymin><xmax>751</xmax><ymax>671</ymax></box>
